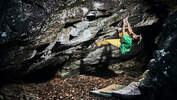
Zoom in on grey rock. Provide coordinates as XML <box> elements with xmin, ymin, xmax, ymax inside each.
<box><xmin>139</xmin><ymin>11</ymin><xmax>177</xmax><ymax>100</ymax></box>
<box><xmin>0</xmin><ymin>0</ymin><xmax>159</xmax><ymax>80</ymax></box>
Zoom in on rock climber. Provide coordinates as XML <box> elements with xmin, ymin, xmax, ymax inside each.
<box><xmin>97</xmin><ymin>18</ymin><xmax>142</xmax><ymax>54</ymax></box>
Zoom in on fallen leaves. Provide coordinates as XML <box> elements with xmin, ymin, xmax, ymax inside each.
<box><xmin>19</xmin><ymin>73</ymin><xmax>139</xmax><ymax>100</ymax></box>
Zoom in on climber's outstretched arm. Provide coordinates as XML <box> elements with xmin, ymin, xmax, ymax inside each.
<box><xmin>126</xmin><ymin>18</ymin><xmax>142</xmax><ymax>43</ymax></box>
<box><xmin>126</xmin><ymin>18</ymin><xmax>142</xmax><ymax>39</ymax></box>
<box><xmin>122</xmin><ymin>19</ymin><xmax>126</xmax><ymax>35</ymax></box>
<box><xmin>126</xmin><ymin>18</ymin><xmax>135</xmax><ymax>35</ymax></box>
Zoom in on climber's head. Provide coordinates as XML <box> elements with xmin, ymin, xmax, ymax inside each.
<box><xmin>133</xmin><ymin>35</ymin><xmax>138</xmax><ymax>39</ymax></box>
<box><xmin>130</xmin><ymin>34</ymin><xmax>138</xmax><ymax>40</ymax></box>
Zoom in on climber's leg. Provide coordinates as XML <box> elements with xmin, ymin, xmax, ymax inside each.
<box><xmin>97</xmin><ymin>40</ymin><xmax>110</xmax><ymax>47</ymax></box>
<box><xmin>97</xmin><ymin>39</ymin><xmax>121</xmax><ymax>48</ymax></box>
<box><xmin>106</xmin><ymin>39</ymin><xmax>121</xmax><ymax>48</ymax></box>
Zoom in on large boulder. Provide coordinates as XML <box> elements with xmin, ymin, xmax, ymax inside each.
<box><xmin>0</xmin><ymin>0</ymin><xmax>159</xmax><ymax>80</ymax></box>
<box><xmin>139</xmin><ymin>11</ymin><xmax>177</xmax><ymax>100</ymax></box>
<box><xmin>1</xmin><ymin>0</ymin><xmax>177</xmax><ymax>100</ymax></box>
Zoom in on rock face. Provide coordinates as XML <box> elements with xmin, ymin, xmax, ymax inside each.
<box><xmin>0</xmin><ymin>0</ymin><xmax>161</xmax><ymax>81</ymax></box>
<box><xmin>139</xmin><ymin>11</ymin><xmax>177</xmax><ymax>100</ymax></box>
<box><xmin>1</xmin><ymin>0</ymin><xmax>177</xmax><ymax>100</ymax></box>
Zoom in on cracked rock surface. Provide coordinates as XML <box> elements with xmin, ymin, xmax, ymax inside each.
<box><xmin>1</xmin><ymin>0</ymin><xmax>177</xmax><ymax>99</ymax></box>
<box><xmin>0</xmin><ymin>0</ymin><xmax>157</xmax><ymax>79</ymax></box>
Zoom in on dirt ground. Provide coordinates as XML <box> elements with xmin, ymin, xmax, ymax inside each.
<box><xmin>22</xmin><ymin>74</ymin><xmax>139</xmax><ymax>100</ymax></box>
<box><xmin>21</xmin><ymin>62</ymin><xmax>142</xmax><ymax>100</ymax></box>
<box><xmin>0</xmin><ymin>74</ymin><xmax>141</xmax><ymax>100</ymax></box>
<box><xmin>0</xmin><ymin>60</ymin><xmax>144</xmax><ymax>100</ymax></box>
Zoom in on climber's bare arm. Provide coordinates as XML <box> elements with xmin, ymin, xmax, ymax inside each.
<box><xmin>126</xmin><ymin>18</ymin><xmax>135</xmax><ymax>35</ymax></box>
<box><xmin>126</xmin><ymin>18</ymin><xmax>141</xmax><ymax>38</ymax></box>
<box><xmin>122</xmin><ymin>19</ymin><xmax>126</xmax><ymax>35</ymax></box>
<box><xmin>125</xmin><ymin>18</ymin><xmax>142</xmax><ymax>43</ymax></box>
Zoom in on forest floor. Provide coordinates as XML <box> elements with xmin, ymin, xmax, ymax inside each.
<box><xmin>23</xmin><ymin>63</ymin><xmax>142</xmax><ymax>100</ymax></box>
<box><xmin>26</xmin><ymin>74</ymin><xmax>140</xmax><ymax>100</ymax></box>
<box><xmin>0</xmin><ymin>60</ymin><xmax>144</xmax><ymax>100</ymax></box>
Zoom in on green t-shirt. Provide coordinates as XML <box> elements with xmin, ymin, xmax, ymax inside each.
<box><xmin>120</xmin><ymin>34</ymin><xmax>132</xmax><ymax>54</ymax></box>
